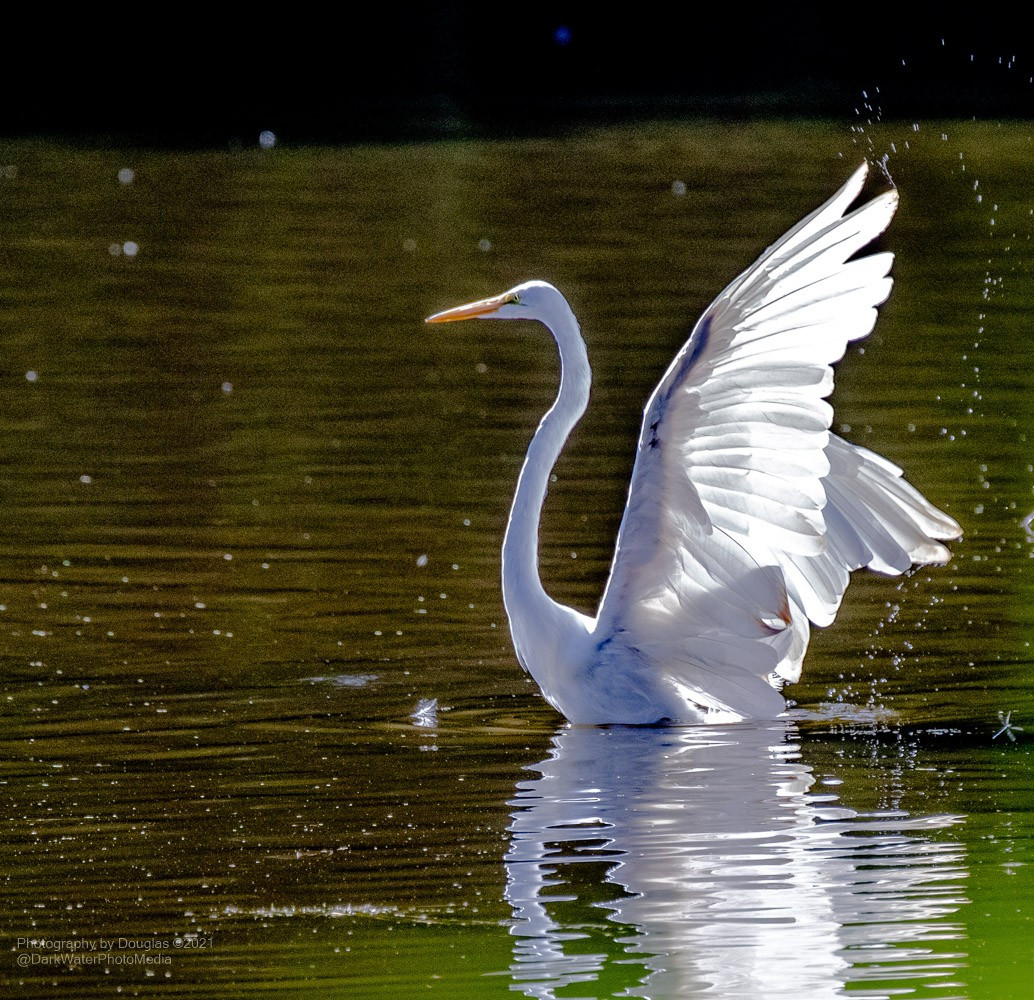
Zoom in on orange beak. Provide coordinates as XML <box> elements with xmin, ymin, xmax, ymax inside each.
<box><xmin>425</xmin><ymin>291</ymin><xmax>515</xmax><ymax>323</ymax></box>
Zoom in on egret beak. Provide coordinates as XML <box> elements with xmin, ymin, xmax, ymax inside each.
<box><xmin>425</xmin><ymin>291</ymin><xmax>516</xmax><ymax>323</ymax></box>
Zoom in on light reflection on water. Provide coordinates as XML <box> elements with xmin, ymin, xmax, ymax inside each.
<box><xmin>506</xmin><ymin>723</ymin><xmax>968</xmax><ymax>999</ymax></box>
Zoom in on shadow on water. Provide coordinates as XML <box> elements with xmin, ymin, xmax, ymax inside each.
<box><xmin>505</xmin><ymin>721</ymin><xmax>967</xmax><ymax>998</ymax></box>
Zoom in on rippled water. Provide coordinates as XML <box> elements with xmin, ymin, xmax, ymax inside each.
<box><xmin>1</xmin><ymin>122</ymin><xmax>1031</xmax><ymax>997</ymax></box>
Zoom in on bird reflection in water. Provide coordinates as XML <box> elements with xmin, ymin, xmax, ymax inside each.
<box><xmin>503</xmin><ymin>722</ymin><xmax>968</xmax><ymax>998</ymax></box>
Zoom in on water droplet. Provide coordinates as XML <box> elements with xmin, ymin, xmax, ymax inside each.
<box><xmin>411</xmin><ymin>697</ymin><xmax>439</xmax><ymax>727</ymax></box>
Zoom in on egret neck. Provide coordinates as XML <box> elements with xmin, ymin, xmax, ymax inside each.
<box><xmin>501</xmin><ymin>292</ymin><xmax>591</xmax><ymax>660</ymax></box>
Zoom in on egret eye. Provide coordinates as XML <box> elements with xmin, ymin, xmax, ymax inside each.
<box><xmin>509</xmin><ymin>293</ymin><xmax>521</xmax><ymax>304</ymax></box>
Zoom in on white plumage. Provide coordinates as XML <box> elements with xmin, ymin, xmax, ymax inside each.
<box><xmin>427</xmin><ymin>163</ymin><xmax>961</xmax><ymax>725</ymax></box>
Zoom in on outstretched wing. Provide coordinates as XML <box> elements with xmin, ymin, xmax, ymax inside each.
<box><xmin>593</xmin><ymin>163</ymin><xmax>958</xmax><ymax>716</ymax></box>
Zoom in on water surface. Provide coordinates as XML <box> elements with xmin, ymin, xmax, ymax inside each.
<box><xmin>1</xmin><ymin>122</ymin><xmax>1031</xmax><ymax>997</ymax></box>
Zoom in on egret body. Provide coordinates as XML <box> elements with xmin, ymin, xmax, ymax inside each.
<box><xmin>426</xmin><ymin>165</ymin><xmax>961</xmax><ymax>725</ymax></box>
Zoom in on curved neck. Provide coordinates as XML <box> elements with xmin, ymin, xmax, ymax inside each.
<box><xmin>501</xmin><ymin>300</ymin><xmax>591</xmax><ymax>631</ymax></box>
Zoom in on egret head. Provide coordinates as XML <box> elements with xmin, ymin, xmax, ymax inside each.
<box><xmin>425</xmin><ymin>280</ymin><xmax>561</xmax><ymax>324</ymax></box>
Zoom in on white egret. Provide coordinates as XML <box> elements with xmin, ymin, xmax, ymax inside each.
<box><xmin>426</xmin><ymin>164</ymin><xmax>961</xmax><ymax>725</ymax></box>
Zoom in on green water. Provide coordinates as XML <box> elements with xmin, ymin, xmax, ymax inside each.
<box><xmin>0</xmin><ymin>122</ymin><xmax>1031</xmax><ymax>997</ymax></box>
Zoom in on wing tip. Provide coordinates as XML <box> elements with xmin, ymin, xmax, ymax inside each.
<box><xmin>843</xmin><ymin>161</ymin><xmax>899</xmax><ymax>228</ymax></box>
<box><xmin>847</xmin><ymin>160</ymin><xmax>869</xmax><ymax>192</ymax></box>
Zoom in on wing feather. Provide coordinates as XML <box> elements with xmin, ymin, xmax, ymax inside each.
<box><xmin>593</xmin><ymin>163</ymin><xmax>960</xmax><ymax>716</ymax></box>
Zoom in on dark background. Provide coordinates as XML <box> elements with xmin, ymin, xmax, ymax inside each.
<box><xmin>5</xmin><ymin>8</ymin><xmax>1034</xmax><ymax>146</ymax></box>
